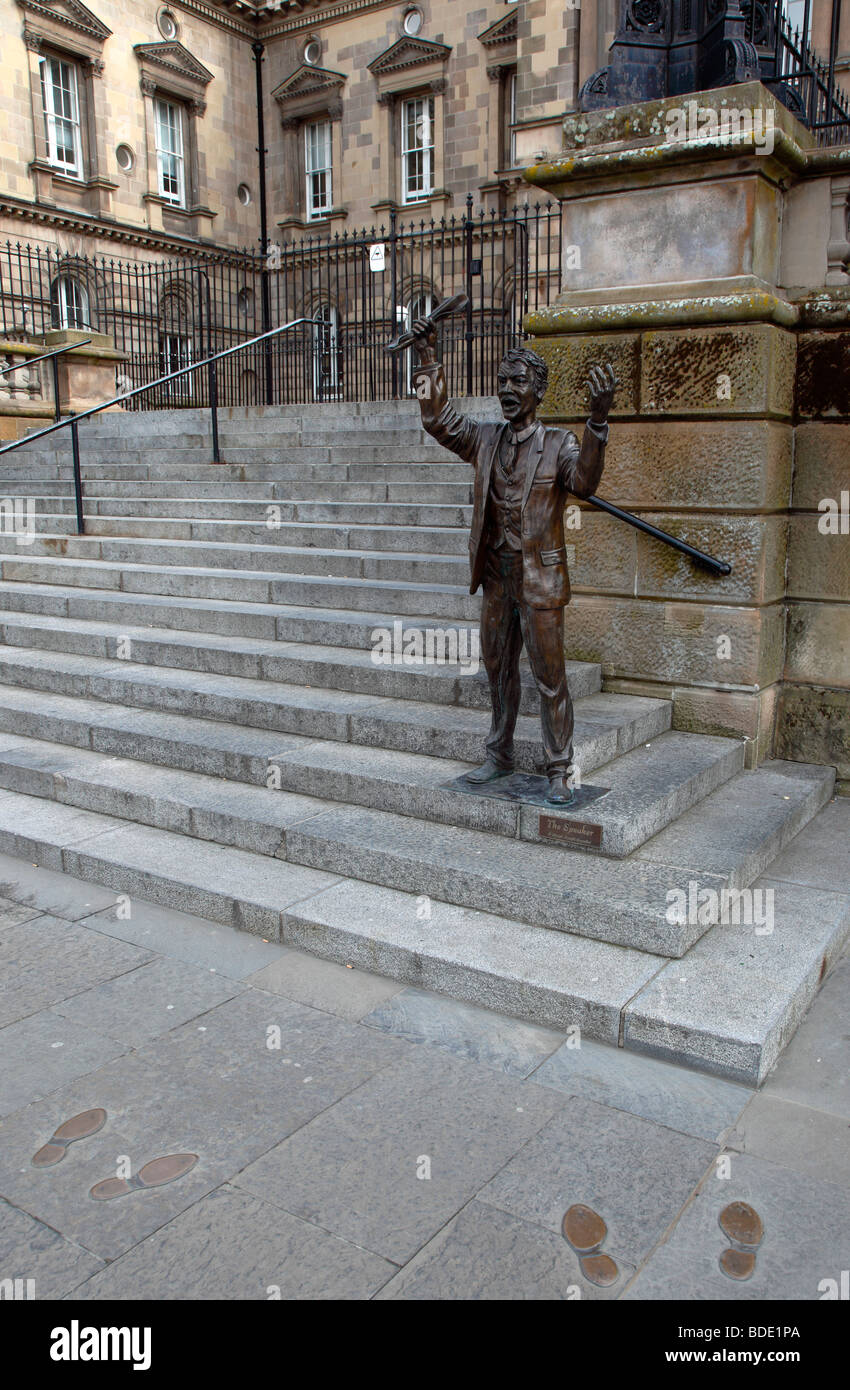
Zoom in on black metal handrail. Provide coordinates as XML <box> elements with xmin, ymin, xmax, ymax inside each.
<box><xmin>0</xmin><ymin>338</ymin><xmax>92</xmax><ymax>423</ymax></box>
<box><xmin>0</xmin><ymin>318</ymin><xmax>313</xmax><ymax>534</ymax></box>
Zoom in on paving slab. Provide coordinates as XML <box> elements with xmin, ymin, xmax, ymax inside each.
<box><xmin>624</xmin><ymin>1152</ymin><xmax>850</xmax><ymax>1300</ymax></box>
<box><xmin>0</xmin><ymin>914</ymin><xmax>153</xmax><ymax>1028</ymax></box>
<box><xmin>249</xmin><ymin>952</ymin><xmax>401</xmax><ymax>1022</ymax></box>
<box><xmin>70</xmin><ymin>1183</ymin><xmax>394</xmax><ymax>1301</ymax></box>
<box><xmin>0</xmin><ymin>1009</ymin><xmax>128</xmax><ymax>1116</ymax></box>
<box><xmin>362</xmin><ymin>988</ymin><xmax>565</xmax><ymax>1079</ymax></box>
<box><xmin>478</xmin><ymin>1096</ymin><xmax>717</xmax><ymax>1268</ymax></box>
<box><xmin>53</xmin><ymin>957</ymin><xmax>246</xmax><ymax>1047</ymax></box>
<box><xmin>377</xmin><ymin>1199</ymin><xmax>635</xmax><ymax>1301</ymax></box>
<box><xmin>234</xmin><ymin>1046</ymin><xmax>565</xmax><ymax>1265</ymax></box>
<box><xmin>532</xmin><ymin>1037</ymin><xmax>752</xmax><ymax>1143</ymax></box>
<box><xmin>759</xmin><ymin>954</ymin><xmax>850</xmax><ymax>1118</ymax></box>
<box><xmin>84</xmin><ymin>897</ymin><xmax>286</xmax><ymax>979</ymax></box>
<box><xmin>0</xmin><ymin>894</ymin><xmax>42</xmax><ymax>930</ymax></box>
<box><xmin>0</xmin><ymin>1197</ymin><xmax>103</xmax><ymax>1299</ymax></box>
<box><xmin>725</xmin><ymin>1093</ymin><xmax>850</xmax><ymax>1191</ymax></box>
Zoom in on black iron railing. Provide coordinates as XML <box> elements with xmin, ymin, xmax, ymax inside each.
<box><xmin>0</xmin><ymin>200</ymin><xmax>563</xmax><ymax>410</ymax></box>
<box><xmin>745</xmin><ymin>0</ymin><xmax>850</xmax><ymax>145</ymax></box>
<box><xmin>0</xmin><ymin>318</ymin><xmax>312</xmax><ymax>534</ymax></box>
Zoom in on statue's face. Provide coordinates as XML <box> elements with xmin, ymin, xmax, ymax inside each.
<box><xmin>497</xmin><ymin>358</ymin><xmax>538</xmax><ymax>426</ymax></box>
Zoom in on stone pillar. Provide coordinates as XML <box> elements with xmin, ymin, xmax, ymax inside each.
<box><xmin>522</xmin><ymin>82</ymin><xmax>849</xmax><ymax>779</ymax></box>
<box><xmin>37</xmin><ymin>330</ymin><xmax>128</xmax><ymax>414</ymax></box>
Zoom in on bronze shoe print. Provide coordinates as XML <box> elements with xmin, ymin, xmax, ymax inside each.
<box><xmin>718</xmin><ymin>1201</ymin><xmax>764</xmax><ymax>1281</ymax></box>
<box><xmin>32</xmin><ymin>1108</ymin><xmax>107</xmax><ymax>1168</ymax></box>
<box><xmin>562</xmin><ymin>1203</ymin><xmax>620</xmax><ymax>1287</ymax></box>
<box><xmin>89</xmin><ymin>1153</ymin><xmax>198</xmax><ymax>1201</ymax></box>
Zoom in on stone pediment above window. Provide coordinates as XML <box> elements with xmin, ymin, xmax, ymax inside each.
<box><xmin>478</xmin><ymin>10</ymin><xmax>517</xmax><ymax>49</ymax></box>
<box><xmin>368</xmin><ymin>37</ymin><xmax>451</xmax><ymax>79</ymax></box>
<box><xmin>133</xmin><ymin>42</ymin><xmax>214</xmax><ymax>94</ymax></box>
<box><xmin>18</xmin><ymin>0</ymin><xmax>111</xmax><ymax>54</ymax></box>
<box><xmin>273</xmin><ymin>64</ymin><xmax>346</xmax><ymax>117</ymax></box>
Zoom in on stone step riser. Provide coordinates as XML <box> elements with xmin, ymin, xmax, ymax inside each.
<box><xmin>8</xmin><ymin>451</ymin><xmax>462</xmax><ymax>473</ymax></box>
<box><xmin>0</xmin><ymin>635</ymin><xmax>600</xmax><ymax>714</ymax></box>
<box><xmin>0</xmin><ymin>560</ymin><xmax>483</xmax><ymax>617</ymax></box>
<box><xmin>6</xmin><ymin>498</ymin><xmax>473</xmax><ymax>526</ymax></box>
<box><xmin>265</xmin><ymin>737</ymin><xmax>744</xmax><ymax>857</ymax></box>
<box><xmin>0</xmin><ymin>538</ymin><xmax>471</xmax><ymax>585</ymax></box>
<box><xmin>0</xmin><ymin>480</ymin><xmax>474</xmax><ymax>504</ymax></box>
<box><xmin>13</xmin><ymin>516</ymin><xmax>470</xmax><ymax>554</ymax></box>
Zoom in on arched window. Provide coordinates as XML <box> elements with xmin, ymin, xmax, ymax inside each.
<box><xmin>158</xmin><ymin>284</ymin><xmax>194</xmax><ymax>400</ymax></box>
<box><xmin>312</xmin><ymin>303</ymin><xmax>339</xmax><ymax>401</ymax></box>
<box><xmin>50</xmin><ymin>275</ymin><xmax>90</xmax><ymax>330</ymax></box>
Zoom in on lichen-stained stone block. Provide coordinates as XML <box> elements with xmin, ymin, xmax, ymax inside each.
<box><xmin>796</xmin><ymin>332</ymin><xmax>850</xmax><ymax>419</ymax></box>
<box><xmin>531</xmin><ymin>333</ymin><xmax>640</xmax><ymax>418</ymax></box>
<box><xmin>587</xmin><ymin>420</ymin><xmax>792</xmax><ymax>512</ymax></box>
<box><xmin>566</xmin><ymin>510</ymin><xmax>637</xmax><ymax>595</ymax></box>
<box><xmin>672</xmin><ymin>685</ymin><xmax>778</xmax><ymax>767</ymax></box>
<box><xmin>785</xmin><ymin>603</ymin><xmax>850</xmax><ymax>688</ymax></box>
<box><xmin>787</xmin><ymin>516</ymin><xmax>850</xmax><ymax>602</ymax></box>
<box><xmin>775</xmin><ymin>684</ymin><xmax>850</xmax><ymax>781</ymax></box>
<box><xmin>564</xmin><ymin>595</ymin><xmax>785</xmax><ymax>688</ymax></box>
<box><xmin>640</xmin><ymin>324</ymin><xmax>796</xmax><ymax>417</ymax></box>
<box><xmin>792</xmin><ymin>423</ymin><xmax>850</xmax><ymax>507</ymax></box>
<box><xmin>636</xmin><ymin>515</ymin><xmax>788</xmax><ymax>605</ymax></box>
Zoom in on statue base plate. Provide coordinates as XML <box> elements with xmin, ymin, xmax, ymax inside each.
<box><xmin>442</xmin><ymin>771</ymin><xmax>610</xmax><ymax>812</ymax></box>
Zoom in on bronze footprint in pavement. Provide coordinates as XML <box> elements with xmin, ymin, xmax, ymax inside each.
<box><xmin>90</xmin><ymin>1153</ymin><xmax>198</xmax><ymax>1201</ymax></box>
<box><xmin>32</xmin><ymin>1108</ymin><xmax>107</xmax><ymax>1168</ymax></box>
<box><xmin>718</xmin><ymin>1201</ymin><xmax>764</xmax><ymax>1281</ymax></box>
<box><xmin>562</xmin><ymin>1203</ymin><xmax>620</xmax><ymax>1287</ymax></box>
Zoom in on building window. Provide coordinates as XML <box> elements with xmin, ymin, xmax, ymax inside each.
<box><xmin>50</xmin><ymin>275</ymin><xmax>90</xmax><ymax>330</ymax></box>
<box><xmin>403</xmin><ymin>8</ymin><xmax>423</xmax><ymax>35</ymax></box>
<box><xmin>40</xmin><ymin>55</ymin><xmax>83</xmax><ymax>178</ymax></box>
<box><xmin>405</xmin><ymin>290</ymin><xmax>432</xmax><ymax>392</ymax></box>
<box><xmin>154</xmin><ymin>97</ymin><xmax>186</xmax><ymax>207</ymax></box>
<box><xmin>303</xmin><ymin>38</ymin><xmax>322</xmax><ymax>66</ymax></box>
<box><xmin>401</xmin><ymin>96</ymin><xmax>434</xmax><ymax>204</ymax></box>
<box><xmin>507</xmin><ymin>69</ymin><xmax>517</xmax><ymax>167</ymax></box>
<box><xmin>159</xmin><ymin>331</ymin><xmax>192</xmax><ymax>399</ymax></box>
<box><xmin>313</xmin><ymin>303</ymin><xmax>339</xmax><ymax>400</ymax></box>
<box><xmin>305</xmin><ymin>119</ymin><xmax>332</xmax><ymax>219</ymax></box>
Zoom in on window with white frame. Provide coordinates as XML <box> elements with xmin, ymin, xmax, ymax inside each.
<box><xmin>154</xmin><ymin>97</ymin><xmax>186</xmax><ymax>207</ymax></box>
<box><xmin>305</xmin><ymin>120</ymin><xmax>332</xmax><ymax>219</ymax></box>
<box><xmin>50</xmin><ymin>275</ymin><xmax>90</xmax><ymax>330</ymax></box>
<box><xmin>40</xmin><ymin>56</ymin><xmax>83</xmax><ymax>178</ymax></box>
<box><xmin>508</xmin><ymin>69</ymin><xmax>517</xmax><ymax>167</ymax></box>
<box><xmin>401</xmin><ymin>96</ymin><xmax>434</xmax><ymax>204</ymax></box>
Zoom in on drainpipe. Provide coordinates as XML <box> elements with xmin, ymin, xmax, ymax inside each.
<box><xmin>252</xmin><ymin>40</ymin><xmax>273</xmax><ymax>405</ymax></box>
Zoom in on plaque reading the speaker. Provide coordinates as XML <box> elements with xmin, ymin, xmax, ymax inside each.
<box><xmin>538</xmin><ymin>814</ymin><xmax>603</xmax><ymax>850</ymax></box>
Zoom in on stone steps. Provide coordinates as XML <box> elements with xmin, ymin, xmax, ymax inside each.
<box><xmin>0</xmin><ymin>636</ymin><xmax>599</xmax><ymax>717</ymax></box>
<box><xmin>0</xmin><ymin>401</ymin><xmax>841</xmax><ymax>1083</ymax></box>
<box><xmin>0</xmin><ymin>553</ymin><xmax>484</xmax><ymax>617</ymax></box>
<box><xmin>0</xmin><ymin>683</ymin><xmax>670</xmax><ymax>785</ymax></box>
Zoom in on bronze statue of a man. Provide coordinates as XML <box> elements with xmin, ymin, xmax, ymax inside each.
<box><xmin>411</xmin><ymin>320</ymin><xmax>616</xmax><ymax>804</ymax></box>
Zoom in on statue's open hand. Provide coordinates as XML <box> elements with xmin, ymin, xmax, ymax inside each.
<box><xmin>411</xmin><ymin>317</ymin><xmax>438</xmax><ymax>364</ymax></box>
<box><xmin>588</xmin><ymin>363</ymin><xmax>617</xmax><ymax>425</ymax></box>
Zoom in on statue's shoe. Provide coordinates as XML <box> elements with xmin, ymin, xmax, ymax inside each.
<box><xmin>89</xmin><ymin>1153</ymin><xmax>198</xmax><ymax>1201</ymax></box>
<box><xmin>464</xmin><ymin>758</ymin><xmax>514</xmax><ymax>785</ymax></box>
<box><xmin>546</xmin><ymin>772</ymin><xmax>575</xmax><ymax>805</ymax></box>
<box><xmin>32</xmin><ymin>1108</ymin><xmax>107</xmax><ymax>1168</ymax></box>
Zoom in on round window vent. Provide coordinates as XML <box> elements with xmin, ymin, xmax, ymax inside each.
<box><xmin>116</xmin><ymin>143</ymin><xmax>135</xmax><ymax>173</ymax></box>
<box><xmin>403</xmin><ymin>8</ymin><xmax>423</xmax><ymax>36</ymax></box>
<box><xmin>237</xmin><ymin>183</ymin><xmax>252</xmax><ymax>206</ymax></box>
<box><xmin>304</xmin><ymin>38</ymin><xmax>321</xmax><ymax>66</ymax></box>
<box><xmin>157</xmin><ymin>8</ymin><xmax>179</xmax><ymax>41</ymax></box>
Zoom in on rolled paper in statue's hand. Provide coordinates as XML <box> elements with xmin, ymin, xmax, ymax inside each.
<box><xmin>384</xmin><ymin>292</ymin><xmax>469</xmax><ymax>354</ymax></box>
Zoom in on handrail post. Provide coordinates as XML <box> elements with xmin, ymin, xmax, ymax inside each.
<box><xmin>70</xmin><ymin>418</ymin><xmax>84</xmax><ymax>535</ymax></box>
<box><xmin>209</xmin><ymin>355</ymin><xmax>221</xmax><ymax>463</ymax></box>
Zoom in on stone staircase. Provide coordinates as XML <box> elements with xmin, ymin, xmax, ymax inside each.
<box><xmin>0</xmin><ymin>400</ymin><xmax>845</xmax><ymax>1085</ymax></box>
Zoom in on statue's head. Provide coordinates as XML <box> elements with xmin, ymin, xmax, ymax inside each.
<box><xmin>497</xmin><ymin>347</ymin><xmax>548</xmax><ymax>426</ymax></box>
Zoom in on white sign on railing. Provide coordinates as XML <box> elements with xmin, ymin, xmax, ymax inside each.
<box><xmin>369</xmin><ymin>242</ymin><xmax>386</xmax><ymax>272</ymax></box>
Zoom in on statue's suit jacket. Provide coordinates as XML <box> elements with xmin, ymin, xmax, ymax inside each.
<box><xmin>413</xmin><ymin>361</ymin><xmax>608</xmax><ymax>610</ymax></box>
